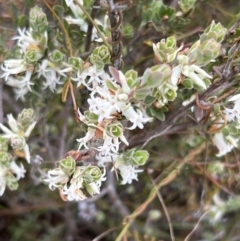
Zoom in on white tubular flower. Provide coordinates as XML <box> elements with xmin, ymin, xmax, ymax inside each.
<box><xmin>44</xmin><ymin>168</ymin><xmax>69</xmax><ymax>190</ymax></box>
<box><xmin>10</xmin><ymin>161</ymin><xmax>25</xmax><ymax>180</ymax></box>
<box><xmin>87</xmin><ymin>65</ymin><xmax>110</xmax><ymax>88</ymax></box>
<box><xmin>77</xmin><ymin>128</ymin><xmax>96</xmax><ymax>150</ymax></box>
<box><xmin>42</xmin><ymin>71</ymin><xmax>63</xmax><ymax>92</ymax></box>
<box><xmin>122</xmin><ymin>105</ymin><xmax>152</xmax><ymax>130</ymax></box>
<box><xmin>96</xmin><ymin>153</ymin><xmax>119</xmax><ymax>167</ymax></box>
<box><xmin>173</xmin><ymin>55</ymin><xmax>213</xmax><ymax>90</ymax></box>
<box><xmin>62</xmin><ymin>182</ymin><xmax>87</xmax><ymax>201</ymax></box>
<box><xmin>0</xmin><ymin>165</ymin><xmax>8</xmax><ymax>196</ymax></box>
<box><xmin>0</xmin><ymin>113</ymin><xmax>36</xmax><ymax>163</ymax></box>
<box><xmin>1</xmin><ymin>59</ymin><xmax>27</xmax><ymax>80</ymax></box>
<box><xmin>182</xmin><ymin>65</ymin><xmax>209</xmax><ymax>90</ymax></box>
<box><xmin>115</xmin><ymin>162</ymin><xmax>143</xmax><ymax>185</ymax></box>
<box><xmin>212</xmin><ymin>132</ymin><xmax>236</xmax><ymax>157</ymax></box>
<box><xmin>12</xmin><ymin>28</ymin><xmax>43</xmax><ymax>52</ymax></box>
<box><xmin>171</xmin><ymin>65</ymin><xmax>181</xmax><ymax>86</ymax></box>
<box><xmin>96</xmin><ymin>135</ymin><xmax>118</xmax><ymax>156</ymax></box>
<box><xmin>38</xmin><ymin>60</ymin><xmax>71</xmax><ymax>92</ymax></box>
<box><xmin>224</xmin><ymin>94</ymin><xmax>240</xmax><ymax>122</ymax></box>
<box><xmin>72</xmin><ymin>69</ymin><xmax>89</xmax><ymax>89</ymax></box>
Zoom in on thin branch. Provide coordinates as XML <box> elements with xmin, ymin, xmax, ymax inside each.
<box><xmin>149</xmin><ymin>173</ymin><xmax>175</xmax><ymax>241</ymax></box>
<box><xmin>74</xmin><ymin>0</ymin><xmax>112</xmax><ymax>54</ymax></box>
<box><xmin>184</xmin><ymin>210</ymin><xmax>210</xmax><ymax>241</ymax></box>
<box><xmin>85</xmin><ymin>0</ymin><xmax>100</xmax><ymax>52</ymax></box>
<box><xmin>140</xmin><ymin>76</ymin><xmax>238</xmax><ymax>149</ymax></box>
<box><xmin>115</xmin><ymin>143</ymin><xmax>206</xmax><ymax>241</ymax></box>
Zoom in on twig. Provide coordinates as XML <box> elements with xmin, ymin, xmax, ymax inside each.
<box><xmin>115</xmin><ymin>143</ymin><xmax>206</xmax><ymax>241</ymax></box>
<box><xmin>108</xmin><ymin>6</ymin><xmax>123</xmax><ymax>69</ymax></box>
<box><xmin>74</xmin><ymin>0</ymin><xmax>112</xmax><ymax>54</ymax></box>
<box><xmin>184</xmin><ymin>210</ymin><xmax>210</xmax><ymax>241</ymax></box>
<box><xmin>149</xmin><ymin>173</ymin><xmax>175</xmax><ymax>241</ymax></box>
<box><xmin>140</xmin><ymin>76</ymin><xmax>238</xmax><ymax>149</ymax></box>
<box><xmin>107</xmin><ymin>171</ymin><xmax>130</xmax><ymax>217</ymax></box>
<box><xmin>85</xmin><ymin>0</ymin><xmax>100</xmax><ymax>52</ymax></box>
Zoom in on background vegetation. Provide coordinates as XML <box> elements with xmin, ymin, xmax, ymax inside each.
<box><xmin>1</xmin><ymin>0</ymin><xmax>240</xmax><ymax>240</ymax></box>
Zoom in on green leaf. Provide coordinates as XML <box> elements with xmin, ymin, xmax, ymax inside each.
<box><xmin>150</xmin><ymin>107</ymin><xmax>165</xmax><ymax>121</ymax></box>
<box><xmin>144</xmin><ymin>96</ymin><xmax>156</xmax><ymax>105</ymax></box>
<box><xmin>53</xmin><ymin>5</ymin><xmax>65</xmax><ymax>15</ymax></box>
<box><xmin>14</xmin><ymin>15</ymin><xmax>28</xmax><ymax>28</ymax></box>
<box><xmin>182</xmin><ymin>78</ymin><xmax>193</xmax><ymax>89</ymax></box>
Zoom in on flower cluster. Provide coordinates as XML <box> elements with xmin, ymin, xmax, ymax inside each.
<box><xmin>212</xmin><ymin>94</ymin><xmax>240</xmax><ymax>156</ymax></box>
<box><xmin>0</xmin><ymin>109</ymin><xmax>36</xmax><ymax>195</ymax></box>
<box><xmin>44</xmin><ymin>156</ymin><xmax>106</xmax><ymax>201</ymax></box>
<box><xmin>1</xmin><ymin>6</ymin><xmax>72</xmax><ymax>100</ymax></box>
<box><xmin>134</xmin><ymin>21</ymin><xmax>227</xmax><ymax>121</ymax></box>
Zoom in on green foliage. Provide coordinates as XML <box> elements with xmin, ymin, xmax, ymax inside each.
<box><xmin>1</xmin><ymin>1</ymin><xmax>240</xmax><ymax>241</ymax></box>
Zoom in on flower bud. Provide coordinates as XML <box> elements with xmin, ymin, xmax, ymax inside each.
<box><xmin>25</xmin><ymin>50</ymin><xmax>42</xmax><ymax>64</ymax></box>
<box><xmin>125</xmin><ymin>69</ymin><xmax>138</xmax><ymax>88</ymax></box>
<box><xmin>0</xmin><ymin>152</ymin><xmax>12</xmax><ymax>167</ymax></box>
<box><xmin>68</xmin><ymin>57</ymin><xmax>84</xmax><ymax>71</ymax></box>
<box><xmin>153</xmin><ymin>37</ymin><xmax>182</xmax><ymax>63</ymax></box>
<box><xmin>60</xmin><ymin>156</ymin><xmax>76</xmax><ymax>175</ymax></box>
<box><xmin>6</xmin><ymin>173</ymin><xmax>19</xmax><ymax>191</ymax></box>
<box><xmin>90</xmin><ymin>45</ymin><xmax>110</xmax><ymax>68</ymax></box>
<box><xmin>125</xmin><ymin>149</ymin><xmax>149</xmax><ymax>166</ymax></box>
<box><xmin>17</xmin><ymin>109</ymin><xmax>34</xmax><ymax>127</ymax></box>
<box><xmin>10</xmin><ymin>136</ymin><xmax>26</xmax><ymax>150</ymax></box>
<box><xmin>0</xmin><ymin>137</ymin><xmax>8</xmax><ymax>152</ymax></box>
<box><xmin>50</xmin><ymin>50</ymin><xmax>64</xmax><ymax>65</ymax></box>
<box><xmin>105</xmin><ymin>121</ymin><xmax>124</xmax><ymax>138</ymax></box>
<box><xmin>201</xmin><ymin>21</ymin><xmax>227</xmax><ymax>43</ymax></box>
<box><xmin>188</xmin><ymin>39</ymin><xmax>220</xmax><ymax>66</ymax></box>
<box><xmin>83</xmin><ymin>166</ymin><xmax>102</xmax><ymax>183</ymax></box>
<box><xmin>29</xmin><ymin>6</ymin><xmax>48</xmax><ymax>33</ymax></box>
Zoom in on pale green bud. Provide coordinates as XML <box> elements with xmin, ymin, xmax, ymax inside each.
<box><xmin>0</xmin><ymin>152</ymin><xmax>12</xmax><ymax>167</ymax></box>
<box><xmin>159</xmin><ymin>84</ymin><xmax>178</xmax><ymax>101</ymax></box>
<box><xmin>29</xmin><ymin>6</ymin><xmax>48</xmax><ymax>33</ymax></box>
<box><xmin>50</xmin><ymin>50</ymin><xmax>64</xmax><ymax>65</ymax></box>
<box><xmin>141</xmin><ymin>64</ymin><xmax>172</xmax><ymax>88</ymax></box>
<box><xmin>179</xmin><ymin>0</ymin><xmax>196</xmax><ymax>14</ymax></box>
<box><xmin>201</xmin><ymin>21</ymin><xmax>227</xmax><ymax>43</ymax></box>
<box><xmin>90</xmin><ymin>45</ymin><xmax>110</xmax><ymax>67</ymax></box>
<box><xmin>6</xmin><ymin>173</ymin><xmax>19</xmax><ymax>191</ymax></box>
<box><xmin>17</xmin><ymin>109</ymin><xmax>34</xmax><ymax>127</ymax></box>
<box><xmin>83</xmin><ymin>166</ymin><xmax>102</xmax><ymax>183</ymax></box>
<box><xmin>124</xmin><ymin>149</ymin><xmax>149</xmax><ymax>166</ymax></box>
<box><xmin>153</xmin><ymin>37</ymin><xmax>181</xmax><ymax>63</ymax></box>
<box><xmin>188</xmin><ymin>39</ymin><xmax>220</xmax><ymax>66</ymax></box>
<box><xmin>60</xmin><ymin>156</ymin><xmax>76</xmax><ymax>175</ymax></box>
<box><xmin>105</xmin><ymin>121</ymin><xmax>123</xmax><ymax>138</ymax></box>
<box><xmin>68</xmin><ymin>57</ymin><xmax>84</xmax><ymax>71</ymax></box>
<box><xmin>10</xmin><ymin>136</ymin><xmax>26</xmax><ymax>150</ymax></box>
<box><xmin>25</xmin><ymin>49</ymin><xmax>42</xmax><ymax>64</ymax></box>
<box><xmin>0</xmin><ymin>137</ymin><xmax>8</xmax><ymax>152</ymax></box>
<box><xmin>131</xmin><ymin>150</ymin><xmax>149</xmax><ymax>166</ymax></box>
<box><xmin>125</xmin><ymin>69</ymin><xmax>138</xmax><ymax>88</ymax></box>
